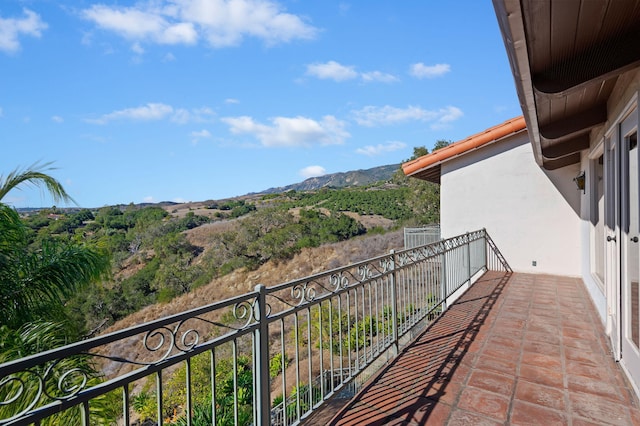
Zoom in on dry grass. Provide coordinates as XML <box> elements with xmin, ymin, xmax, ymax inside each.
<box><xmin>97</xmin><ymin>230</ymin><xmax>403</xmax><ymax>380</ymax></box>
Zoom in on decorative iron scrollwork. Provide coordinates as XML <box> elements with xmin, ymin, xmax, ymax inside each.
<box><xmin>329</xmin><ymin>273</ymin><xmax>349</xmax><ymax>291</ymax></box>
<box><xmin>292</xmin><ymin>282</ymin><xmax>316</xmax><ymax>304</ymax></box>
<box><xmin>143</xmin><ymin>326</ymin><xmax>176</xmax><ymax>361</ymax></box>
<box><xmin>0</xmin><ymin>373</ymin><xmax>42</xmax><ymax>423</ymax></box>
<box><xmin>380</xmin><ymin>257</ymin><xmax>393</xmax><ymax>272</ymax></box>
<box><xmin>357</xmin><ymin>265</ymin><xmax>372</xmax><ymax>280</ymax></box>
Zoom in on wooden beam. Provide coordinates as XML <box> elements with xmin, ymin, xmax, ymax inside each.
<box><xmin>542</xmin><ymin>152</ymin><xmax>581</xmax><ymax>170</ymax></box>
<box><xmin>541</xmin><ymin>134</ymin><xmax>590</xmax><ymax>159</ymax></box>
<box><xmin>532</xmin><ymin>28</ymin><xmax>640</xmax><ymax>95</ymax></box>
<box><xmin>539</xmin><ymin>106</ymin><xmax>606</xmax><ymax>140</ymax></box>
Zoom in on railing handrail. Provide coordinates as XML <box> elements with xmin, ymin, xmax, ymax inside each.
<box><xmin>0</xmin><ymin>228</ymin><xmax>509</xmax><ymax>426</ymax></box>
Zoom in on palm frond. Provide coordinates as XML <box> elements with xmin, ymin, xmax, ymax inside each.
<box><xmin>0</xmin><ymin>241</ymin><xmax>111</xmax><ymax>329</ymax></box>
<box><xmin>0</xmin><ymin>161</ymin><xmax>76</xmax><ymax>205</ymax></box>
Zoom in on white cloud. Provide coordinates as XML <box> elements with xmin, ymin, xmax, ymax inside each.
<box><xmin>143</xmin><ymin>196</ymin><xmax>155</xmax><ymax>203</ymax></box>
<box><xmin>0</xmin><ymin>107</ymin><xmax>3</xmax><ymax>118</ymax></box>
<box><xmin>306</xmin><ymin>61</ymin><xmax>358</xmax><ymax>81</ymax></box>
<box><xmin>171</xmin><ymin>106</ymin><xmax>216</xmax><ymax>124</ymax></box>
<box><xmin>410</xmin><ymin>62</ymin><xmax>451</xmax><ymax>79</ymax></box>
<box><xmin>86</xmin><ymin>103</ymin><xmax>215</xmax><ymax>124</ymax></box>
<box><xmin>306</xmin><ymin>60</ymin><xmax>398</xmax><ymax>83</ymax></box>
<box><xmin>300</xmin><ymin>165</ymin><xmax>326</xmax><ymax>178</ymax></box>
<box><xmin>222</xmin><ymin>115</ymin><xmax>349</xmax><ymax>147</ymax></box>
<box><xmin>225</xmin><ymin>98</ymin><xmax>240</xmax><ymax>104</ymax></box>
<box><xmin>81</xmin><ymin>1</ymin><xmax>317</xmax><ymax>49</ymax></box>
<box><xmin>0</xmin><ymin>9</ymin><xmax>47</xmax><ymax>53</ymax></box>
<box><xmin>438</xmin><ymin>106</ymin><xmax>464</xmax><ymax>123</ymax></box>
<box><xmin>351</xmin><ymin>105</ymin><xmax>463</xmax><ymax>127</ymax></box>
<box><xmin>190</xmin><ymin>129</ymin><xmax>211</xmax><ymax>144</ymax></box>
<box><xmin>51</xmin><ymin>115</ymin><xmax>64</xmax><ymax>123</ymax></box>
<box><xmin>361</xmin><ymin>71</ymin><xmax>399</xmax><ymax>83</ymax></box>
<box><xmin>86</xmin><ymin>103</ymin><xmax>174</xmax><ymax>124</ymax></box>
<box><xmin>356</xmin><ymin>141</ymin><xmax>406</xmax><ymax>156</ymax></box>
<box><xmin>131</xmin><ymin>42</ymin><xmax>145</xmax><ymax>54</ymax></box>
<box><xmin>173</xmin><ymin>197</ymin><xmax>188</xmax><ymax>203</ymax></box>
<box><xmin>163</xmin><ymin>52</ymin><xmax>176</xmax><ymax>62</ymax></box>
<box><xmin>82</xmin><ymin>5</ymin><xmax>198</xmax><ymax>46</ymax></box>
<box><xmin>191</xmin><ymin>129</ymin><xmax>211</xmax><ymax>138</ymax></box>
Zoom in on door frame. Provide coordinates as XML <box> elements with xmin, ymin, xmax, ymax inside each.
<box><xmin>620</xmin><ymin>106</ymin><xmax>640</xmax><ymax>375</ymax></box>
<box><xmin>605</xmin><ymin>123</ymin><xmax>621</xmax><ymax>360</ymax></box>
<box><xmin>605</xmin><ymin>94</ymin><xmax>639</xmax><ymax>362</ymax></box>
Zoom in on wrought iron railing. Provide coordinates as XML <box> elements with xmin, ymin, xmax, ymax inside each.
<box><xmin>403</xmin><ymin>224</ymin><xmax>441</xmax><ymax>249</ymax></box>
<box><xmin>0</xmin><ymin>229</ymin><xmax>510</xmax><ymax>426</ymax></box>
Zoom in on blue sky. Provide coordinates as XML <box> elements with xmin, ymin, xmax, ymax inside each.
<box><xmin>1</xmin><ymin>1</ymin><xmax>520</xmax><ymax>208</ymax></box>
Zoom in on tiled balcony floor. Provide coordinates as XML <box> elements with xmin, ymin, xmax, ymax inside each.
<box><xmin>315</xmin><ymin>272</ymin><xmax>640</xmax><ymax>425</ymax></box>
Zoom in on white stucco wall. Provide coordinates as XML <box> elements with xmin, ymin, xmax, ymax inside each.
<box><xmin>440</xmin><ymin>132</ymin><xmax>582</xmax><ymax>276</ymax></box>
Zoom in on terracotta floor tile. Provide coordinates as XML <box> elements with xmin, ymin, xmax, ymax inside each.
<box><xmin>514</xmin><ymin>380</ymin><xmax>565</xmax><ymax>411</ymax></box>
<box><xmin>324</xmin><ymin>272</ymin><xmax>640</xmax><ymax>426</ymax></box>
<box><xmin>566</xmin><ymin>360</ymin><xmax>615</xmax><ymax>383</ymax></box>
<box><xmin>481</xmin><ymin>344</ymin><xmax>520</xmax><ymax>361</ymax></box>
<box><xmin>563</xmin><ymin>335</ymin><xmax>603</xmax><ymax>352</ymax></box>
<box><xmin>524</xmin><ymin>330</ymin><xmax>562</xmax><ymax>346</ymax></box>
<box><xmin>467</xmin><ymin>370</ymin><xmax>515</xmax><ymax>395</ymax></box>
<box><xmin>475</xmin><ymin>354</ymin><xmax>518</xmax><ymax>376</ymax></box>
<box><xmin>530</xmin><ymin>307</ymin><xmax>558</xmax><ymax>319</ymax></box>
<box><xmin>563</xmin><ymin>325</ymin><xmax>598</xmax><ymax>340</ymax></box>
<box><xmin>521</xmin><ymin>351</ymin><xmax>563</xmax><ymax>371</ymax></box>
<box><xmin>487</xmin><ymin>335</ymin><xmax>522</xmax><ymax>350</ymax></box>
<box><xmin>522</xmin><ymin>340</ymin><xmax>561</xmax><ymax>356</ymax></box>
<box><xmin>564</xmin><ymin>345</ymin><xmax>607</xmax><ymax>367</ymax></box>
<box><xmin>517</xmin><ymin>364</ymin><xmax>565</xmax><ymax>389</ymax></box>
<box><xmin>630</xmin><ymin>407</ymin><xmax>640</xmax><ymax>424</ymax></box>
<box><xmin>407</xmin><ymin>399</ymin><xmax>452</xmax><ymax>426</ymax></box>
<box><xmin>567</xmin><ymin>373</ymin><xmax>627</xmax><ymax>403</ymax></box>
<box><xmin>571</xmin><ymin>419</ymin><xmax>611</xmax><ymax>426</ymax></box>
<box><xmin>387</xmin><ymin>395</ymin><xmax>449</xmax><ymax>425</ymax></box>
<box><xmin>570</xmin><ymin>391</ymin><xmax>633</xmax><ymax>425</ymax></box>
<box><xmin>447</xmin><ymin>409</ymin><xmax>504</xmax><ymax>426</ymax></box>
<box><xmin>510</xmin><ymin>400</ymin><xmax>567</xmax><ymax>426</ymax></box>
<box><xmin>457</xmin><ymin>387</ymin><xmax>510</xmax><ymax>421</ymax></box>
<box><xmin>487</xmin><ymin>325</ymin><xmax>524</xmax><ymax>340</ymax></box>
<box><xmin>526</xmin><ymin>322</ymin><xmax>561</xmax><ymax>336</ymax></box>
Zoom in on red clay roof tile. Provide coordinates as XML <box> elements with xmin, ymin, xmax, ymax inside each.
<box><xmin>402</xmin><ymin>116</ymin><xmax>526</xmax><ymax>180</ymax></box>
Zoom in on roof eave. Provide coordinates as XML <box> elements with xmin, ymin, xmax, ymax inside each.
<box><xmin>402</xmin><ymin>116</ymin><xmax>527</xmax><ymax>182</ymax></box>
<box><xmin>492</xmin><ymin>0</ymin><xmax>543</xmax><ymax>167</ymax></box>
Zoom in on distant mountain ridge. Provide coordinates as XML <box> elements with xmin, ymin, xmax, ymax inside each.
<box><xmin>258</xmin><ymin>164</ymin><xmax>400</xmax><ymax>194</ymax></box>
<box><xmin>15</xmin><ymin>164</ymin><xmax>402</xmax><ymax>212</ymax></box>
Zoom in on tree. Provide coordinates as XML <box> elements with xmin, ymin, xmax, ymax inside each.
<box><xmin>0</xmin><ymin>221</ymin><xmax>110</xmax><ymax>329</ymax></box>
<box><xmin>0</xmin><ymin>163</ymin><xmax>112</xmax><ymax>423</ymax></box>
<box><xmin>432</xmin><ymin>139</ymin><xmax>452</xmax><ymax>151</ymax></box>
<box><xmin>0</xmin><ymin>163</ymin><xmax>110</xmax><ymax>330</ymax></box>
<box><xmin>411</xmin><ymin>146</ymin><xmax>429</xmax><ymax>158</ymax></box>
<box><xmin>392</xmin><ymin>144</ymin><xmax>443</xmax><ymax>225</ymax></box>
<box><xmin>0</xmin><ymin>161</ymin><xmax>74</xmax><ymax>205</ymax></box>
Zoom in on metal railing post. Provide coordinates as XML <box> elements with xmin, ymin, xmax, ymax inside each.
<box><xmin>467</xmin><ymin>233</ymin><xmax>471</xmax><ymax>285</ymax></box>
<box><xmin>483</xmin><ymin>228</ymin><xmax>488</xmax><ymax>271</ymax></box>
<box><xmin>441</xmin><ymin>248</ymin><xmax>447</xmax><ymax>312</ymax></box>
<box><xmin>389</xmin><ymin>250</ymin><xmax>399</xmax><ymax>356</ymax></box>
<box><xmin>253</xmin><ymin>284</ymin><xmax>270</xmax><ymax>426</ymax></box>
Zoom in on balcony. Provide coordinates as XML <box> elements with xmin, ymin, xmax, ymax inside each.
<box><xmin>1</xmin><ymin>230</ymin><xmax>638</xmax><ymax>425</ymax></box>
<box><xmin>314</xmin><ymin>272</ymin><xmax>640</xmax><ymax>425</ymax></box>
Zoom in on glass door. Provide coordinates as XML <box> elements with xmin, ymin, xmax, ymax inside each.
<box><xmin>621</xmin><ymin>109</ymin><xmax>640</xmax><ymax>381</ymax></box>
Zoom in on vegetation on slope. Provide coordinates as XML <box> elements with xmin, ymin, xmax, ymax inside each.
<box><xmin>14</xmin><ymin>145</ymin><xmax>446</xmax><ymax>339</ymax></box>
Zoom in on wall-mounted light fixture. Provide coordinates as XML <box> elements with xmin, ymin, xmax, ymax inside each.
<box><xmin>573</xmin><ymin>171</ymin><xmax>586</xmax><ymax>193</ymax></box>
